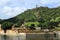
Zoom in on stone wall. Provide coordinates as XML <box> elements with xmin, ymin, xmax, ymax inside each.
<box><xmin>26</xmin><ymin>33</ymin><xmax>54</xmax><ymax>40</ymax></box>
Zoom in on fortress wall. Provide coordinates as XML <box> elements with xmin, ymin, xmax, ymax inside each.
<box><xmin>26</xmin><ymin>33</ymin><xmax>54</xmax><ymax>40</ymax></box>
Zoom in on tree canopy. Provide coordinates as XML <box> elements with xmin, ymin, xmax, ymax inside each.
<box><xmin>1</xmin><ymin>6</ymin><xmax>60</xmax><ymax>29</ymax></box>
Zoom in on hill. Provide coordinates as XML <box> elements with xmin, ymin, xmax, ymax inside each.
<box><xmin>1</xmin><ymin>6</ymin><xmax>60</xmax><ymax>30</ymax></box>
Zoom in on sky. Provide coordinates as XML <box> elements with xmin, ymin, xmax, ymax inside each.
<box><xmin>0</xmin><ymin>0</ymin><xmax>60</xmax><ymax>19</ymax></box>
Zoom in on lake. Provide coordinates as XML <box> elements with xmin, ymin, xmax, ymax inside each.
<box><xmin>0</xmin><ymin>33</ymin><xmax>60</xmax><ymax>40</ymax></box>
<box><xmin>0</xmin><ymin>34</ymin><xmax>26</xmax><ymax>40</ymax></box>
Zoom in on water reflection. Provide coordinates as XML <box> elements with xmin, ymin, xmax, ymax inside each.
<box><xmin>0</xmin><ymin>34</ymin><xmax>60</xmax><ymax>40</ymax></box>
<box><xmin>3</xmin><ymin>35</ymin><xmax>7</xmax><ymax>40</ymax></box>
<box><xmin>0</xmin><ymin>35</ymin><xmax>26</xmax><ymax>40</ymax></box>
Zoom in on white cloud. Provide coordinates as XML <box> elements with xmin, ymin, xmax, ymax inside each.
<box><xmin>40</xmin><ymin>0</ymin><xmax>58</xmax><ymax>4</ymax></box>
<box><xmin>1</xmin><ymin>6</ymin><xmax>26</xmax><ymax>18</ymax></box>
<box><xmin>40</xmin><ymin>0</ymin><xmax>60</xmax><ymax>7</ymax></box>
<box><xmin>0</xmin><ymin>0</ymin><xmax>10</xmax><ymax>5</ymax></box>
<box><xmin>0</xmin><ymin>0</ymin><xmax>27</xmax><ymax>19</ymax></box>
<box><xmin>40</xmin><ymin>0</ymin><xmax>52</xmax><ymax>4</ymax></box>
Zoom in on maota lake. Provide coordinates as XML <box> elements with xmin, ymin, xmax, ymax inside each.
<box><xmin>0</xmin><ymin>33</ymin><xmax>60</xmax><ymax>40</ymax></box>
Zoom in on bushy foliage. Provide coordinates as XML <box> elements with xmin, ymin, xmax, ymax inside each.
<box><xmin>1</xmin><ymin>6</ymin><xmax>60</xmax><ymax>29</ymax></box>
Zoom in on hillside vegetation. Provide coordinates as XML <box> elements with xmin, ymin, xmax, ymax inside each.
<box><xmin>1</xmin><ymin>6</ymin><xmax>60</xmax><ymax>30</ymax></box>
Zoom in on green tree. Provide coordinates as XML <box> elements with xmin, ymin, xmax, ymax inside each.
<box><xmin>2</xmin><ymin>22</ymin><xmax>13</xmax><ymax>33</ymax></box>
<box><xmin>29</xmin><ymin>24</ymin><xmax>35</xmax><ymax>30</ymax></box>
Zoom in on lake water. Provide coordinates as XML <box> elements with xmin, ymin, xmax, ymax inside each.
<box><xmin>0</xmin><ymin>33</ymin><xmax>60</xmax><ymax>40</ymax></box>
<box><xmin>0</xmin><ymin>35</ymin><xmax>26</xmax><ymax>40</ymax></box>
